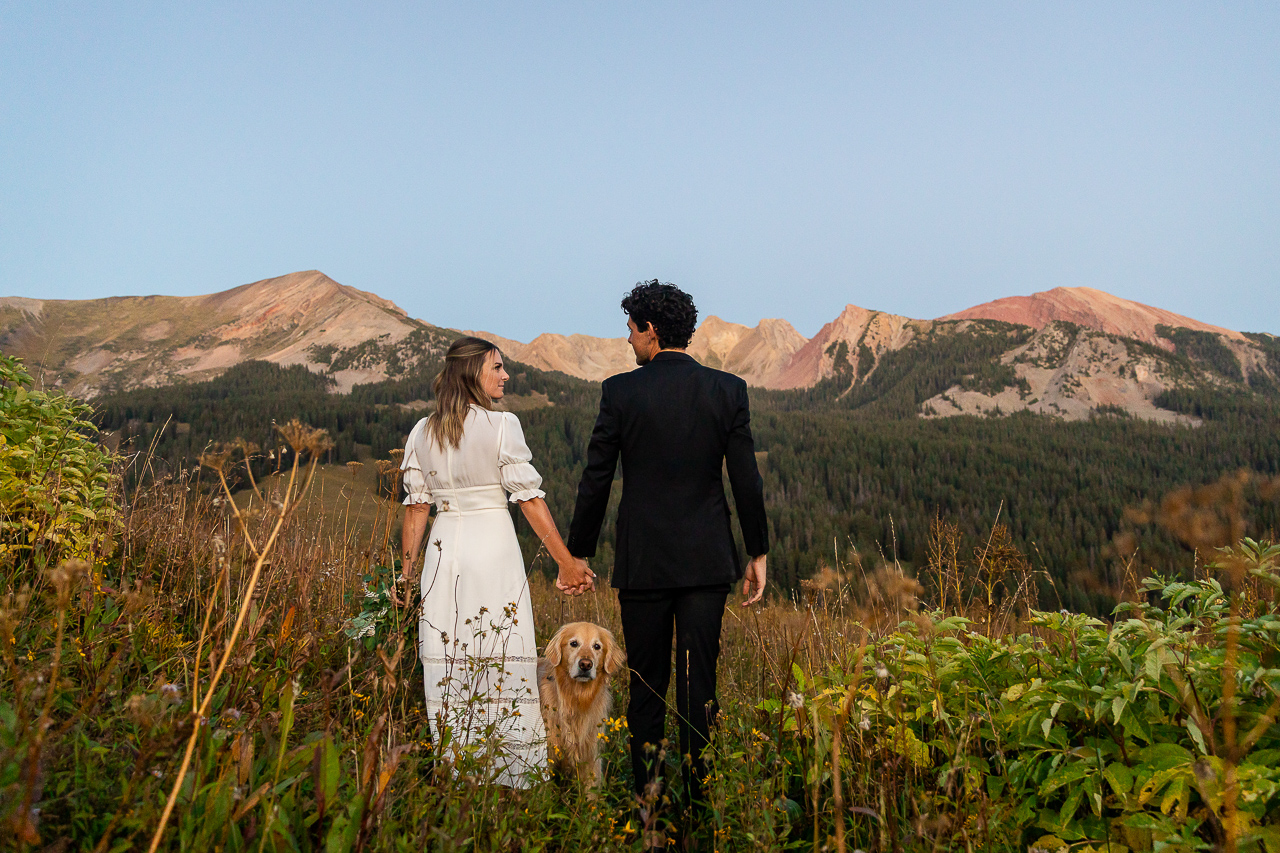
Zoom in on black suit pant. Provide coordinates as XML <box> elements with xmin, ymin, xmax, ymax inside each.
<box><xmin>618</xmin><ymin>583</ymin><xmax>729</xmax><ymax>807</ymax></box>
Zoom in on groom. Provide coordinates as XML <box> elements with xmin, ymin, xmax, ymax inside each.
<box><xmin>564</xmin><ymin>280</ymin><xmax>769</xmax><ymax>814</ymax></box>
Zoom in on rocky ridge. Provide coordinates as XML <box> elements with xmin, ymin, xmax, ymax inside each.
<box><xmin>939</xmin><ymin>286</ymin><xmax>1243</xmax><ymax>349</ymax></box>
<box><xmin>3</xmin><ymin>272</ymin><xmax>1276</xmax><ymax>422</ymax></box>
<box><xmin>921</xmin><ymin>323</ymin><xmax>1201</xmax><ymax>423</ymax></box>
<box><xmin>0</xmin><ymin>271</ymin><xmax>454</xmax><ymax>396</ymax></box>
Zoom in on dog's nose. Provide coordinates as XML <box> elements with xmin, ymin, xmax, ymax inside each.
<box><xmin>578</xmin><ymin>659</ymin><xmax>593</xmax><ymax>671</ymax></box>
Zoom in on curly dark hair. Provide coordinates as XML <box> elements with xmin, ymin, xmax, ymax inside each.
<box><xmin>621</xmin><ymin>280</ymin><xmax>698</xmax><ymax>350</ymax></box>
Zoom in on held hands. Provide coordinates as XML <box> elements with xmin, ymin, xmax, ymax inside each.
<box><xmin>556</xmin><ymin>556</ymin><xmax>596</xmax><ymax>596</ymax></box>
<box><xmin>741</xmin><ymin>554</ymin><xmax>767</xmax><ymax>606</ymax></box>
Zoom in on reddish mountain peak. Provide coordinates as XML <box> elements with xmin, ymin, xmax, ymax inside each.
<box><xmin>938</xmin><ymin>286</ymin><xmax>1241</xmax><ymax>347</ymax></box>
<box><xmin>209</xmin><ymin>270</ymin><xmax>410</xmax><ymax>319</ymax></box>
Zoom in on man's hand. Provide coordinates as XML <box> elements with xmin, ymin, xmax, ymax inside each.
<box><xmin>741</xmin><ymin>554</ymin><xmax>767</xmax><ymax>606</ymax></box>
<box><xmin>556</xmin><ymin>556</ymin><xmax>596</xmax><ymax>596</ymax></box>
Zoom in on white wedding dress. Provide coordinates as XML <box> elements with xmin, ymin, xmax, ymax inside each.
<box><xmin>400</xmin><ymin>405</ymin><xmax>548</xmax><ymax>786</ymax></box>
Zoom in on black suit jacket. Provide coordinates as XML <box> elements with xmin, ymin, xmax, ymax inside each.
<box><xmin>567</xmin><ymin>351</ymin><xmax>769</xmax><ymax>589</ymax></box>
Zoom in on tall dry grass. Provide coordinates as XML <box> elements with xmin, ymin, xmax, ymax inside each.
<box><xmin>3</xmin><ymin>424</ymin><xmax>1278</xmax><ymax>852</ymax></box>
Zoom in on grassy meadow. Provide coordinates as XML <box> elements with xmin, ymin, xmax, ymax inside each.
<box><xmin>4</xmin><ymin>353</ymin><xmax>1280</xmax><ymax>852</ymax></box>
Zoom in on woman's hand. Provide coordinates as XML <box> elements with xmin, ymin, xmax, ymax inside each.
<box><xmin>392</xmin><ymin>571</ymin><xmax>412</xmax><ymax>606</ymax></box>
<box><xmin>516</xmin><ymin>497</ymin><xmax>593</xmax><ymax>595</ymax></box>
<box><xmin>556</xmin><ymin>556</ymin><xmax>596</xmax><ymax>596</ymax></box>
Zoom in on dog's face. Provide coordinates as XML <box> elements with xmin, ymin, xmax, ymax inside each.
<box><xmin>544</xmin><ymin>622</ymin><xmax>626</xmax><ymax>683</ymax></box>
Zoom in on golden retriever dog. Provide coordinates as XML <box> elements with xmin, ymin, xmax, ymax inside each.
<box><xmin>538</xmin><ymin>622</ymin><xmax>626</xmax><ymax>787</ymax></box>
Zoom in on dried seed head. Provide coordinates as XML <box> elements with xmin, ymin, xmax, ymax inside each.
<box><xmin>346</xmin><ymin>461</ymin><xmax>364</xmax><ymax>477</ymax></box>
<box><xmin>307</xmin><ymin>430</ymin><xmax>335</xmax><ymax>457</ymax></box>
<box><xmin>45</xmin><ymin>559</ymin><xmax>90</xmax><ymax>604</ymax></box>
<box><xmin>199</xmin><ymin>444</ymin><xmax>234</xmax><ymax>473</ymax></box>
<box><xmin>275</xmin><ymin>419</ymin><xmax>334</xmax><ymax>458</ymax></box>
<box><xmin>125</xmin><ymin>693</ymin><xmax>162</xmax><ymax>727</ymax></box>
<box><xmin>785</xmin><ymin>691</ymin><xmax>804</xmax><ymax>710</ymax></box>
<box><xmin>276</xmin><ymin>419</ymin><xmax>311</xmax><ymax>453</ymax></box>
<box><xmin>121</xmin><ymin>581</ymin><xmax>152</xmax><ymax>616</ymax></box>
<box><xmin>0</xmin><ymin>587</ymin><xmax>33</xmax><ymax>646</ymax></box>
<box><xmin>233</xmin><ymin>437</ymin><xmax>260</xmax><ymax>457</ymax></box>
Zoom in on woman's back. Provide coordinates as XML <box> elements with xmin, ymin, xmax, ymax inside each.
<box><xmin>402</xmin><ymin>404</ymin><xmax>545</xmax><ymax>505</ymax></box>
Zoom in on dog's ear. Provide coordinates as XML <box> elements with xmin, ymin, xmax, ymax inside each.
<box><xmin>544</xmin><ymin>625</ymin><xmax>565</xmax><ymax>668</ymax></box>
<box><xmin>602</xmin><ymin>629</ymin><xmax>627</xmax><ymax>676</ymax></box>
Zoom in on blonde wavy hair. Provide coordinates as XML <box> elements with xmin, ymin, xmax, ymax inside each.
<box><xmin>427</xmin><ymin>337</ymin><xmax>500</xmax><ymax>449</ymax></box>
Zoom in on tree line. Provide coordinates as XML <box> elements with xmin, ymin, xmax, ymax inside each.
<box><xmin>92</xmin><ymin>326</ymin><xmax>1280</xmax><ymax>615</ymax></box>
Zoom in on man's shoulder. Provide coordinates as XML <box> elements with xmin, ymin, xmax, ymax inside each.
<box><xmin>704</xmin><ymin>363</ymin><xmax>746</xmax><ymax>388</ymax></box>
<box><xmin>601</xmin><ymin>370</ymin><xmax>635</xmax><ymax>393</ymax></box>
<box><xmin>690</xmin><ymin>361</ymin><xmax>748</xmax><ymax>396</ymax></box>
<box><xmin>606</xmin><ymin>356</ymin><xmax>746</xmax><ymax>392</ymax></box>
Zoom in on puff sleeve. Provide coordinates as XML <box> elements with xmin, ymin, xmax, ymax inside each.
<box><xmin>498</xmin><ymin>412</ymin><xmax>546</xmax><ymax>503</ymax></box>
<box><xmin>400</xmin><ymin>418</ymin><xmax>433</xmax><ymax>506</ymax></box>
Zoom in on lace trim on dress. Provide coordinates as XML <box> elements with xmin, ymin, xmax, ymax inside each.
<box><xmin>424</xmin><ymin>696</ymin><xmax>541</xmax><ymax>706</ymax></box>
<box><xmin>421</xmin><ymin>655</ymin><xmax>537</xmax><ymax>664</ymax></box>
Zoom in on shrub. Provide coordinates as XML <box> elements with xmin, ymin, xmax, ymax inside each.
<box><xmin>777</xmin><ymin>539</ymin><xmax>1280</xmax><ymax>850</ymax></box>
<box><xmin>0</xmin><ymin>355</ymin><xmax>118</xmax><ymax>571</ymax></box>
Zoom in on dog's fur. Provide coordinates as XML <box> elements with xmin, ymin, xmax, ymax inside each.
<box><xmin>537</xmin><ymin>621</ymin><xmax>626</xmax><ymax>787</ymax></box>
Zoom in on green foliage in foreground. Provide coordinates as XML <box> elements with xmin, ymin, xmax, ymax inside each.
<box><xmin>779</xmin><ymin>539</ymin><xmax>1280</xmax><ymax>851</ymax></box>
<box><xmin>0</xmin><ymin>354</ymin><xmax>118</xmax><ymax>569</ymax></box>
<box><xmin>5</xmin><ymin>530</ymin><xmax>1278</xmax><ymax>851</ymax></box>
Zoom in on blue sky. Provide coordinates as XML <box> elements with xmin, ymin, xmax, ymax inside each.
<box><xmin>2</xmin><ymin>3</ymin><xmax>1276</xmax><ymax>339</ymax></box>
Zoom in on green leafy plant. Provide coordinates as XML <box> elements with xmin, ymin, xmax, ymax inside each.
<box><xmin>344</xmin><ymin>560</ymin><xmax>419</xmax><ymax>651</ymax></box>
<box><xmin>0</xmin><ymin>355</ymin><xmax>118</xmax><ymax>570</ymax></box>
<box><xmin>771</xmin><ymin>542</ymin><xmax>1280</xmax><ymax>851</ymax></box>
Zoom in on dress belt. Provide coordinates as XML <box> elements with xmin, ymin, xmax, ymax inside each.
<box><xmin>431</xmin><ymin>484</ymin><xmax>509</xmax><ymax>514</ymax></box>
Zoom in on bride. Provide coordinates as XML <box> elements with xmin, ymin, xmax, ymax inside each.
<box><xmin>399</xmin><ymin>336</ymin><xmax>594</xmax><ymax>787</ymax></box>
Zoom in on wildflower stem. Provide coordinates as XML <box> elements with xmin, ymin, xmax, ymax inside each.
<box><xmin>146</xmin><ymin>453</ymin><xmax>299</xmax><ymax>853</ymax></box>
<box><xmin>216</xmin><ymin>467</ymin><xmax>261</xmax><ymax>560</ymax></box>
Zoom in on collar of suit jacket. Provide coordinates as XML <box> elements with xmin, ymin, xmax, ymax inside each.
<box><xmin>650</xmin><ymin>350</ymin><xmax>694</xmax><ymax>363</ymax></box>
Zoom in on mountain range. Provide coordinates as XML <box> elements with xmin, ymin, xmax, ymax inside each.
<box><xmin>2</xmin><ymin>270</ymin><xmax>1276</xmax><ymax>421</ymax></box>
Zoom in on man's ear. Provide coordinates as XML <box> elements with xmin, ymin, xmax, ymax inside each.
<box><xmin>544</xmin><ymin>626</ymin><xmax>565</xmax><ymax>667</ymax></box>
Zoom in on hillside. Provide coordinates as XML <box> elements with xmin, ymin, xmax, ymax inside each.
<box><xmin>0</xmin><ymin>271</ymin><xmax>456</xmax><ymax>396</ymax></box>
<box><xmin>4</xmin><ymin>272</ymin><xmax>1279</xmax><ymax>421</ymax></box>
